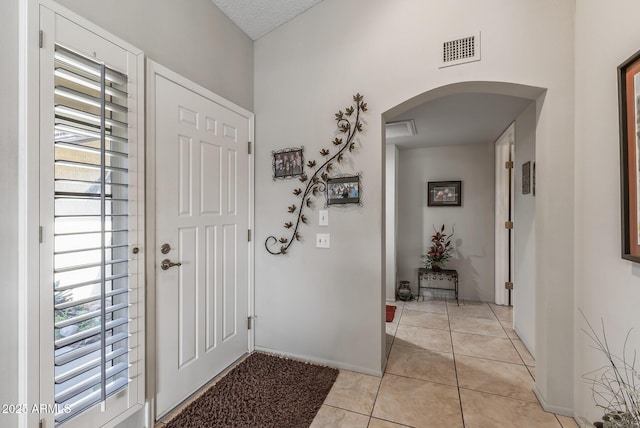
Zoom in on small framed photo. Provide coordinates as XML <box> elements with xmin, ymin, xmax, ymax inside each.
<box><xmin>522</xmin><ymin>161</ymin><xmax>531</xmax><ymax>195</ymax></box>
<box><xmin>327</xmin><ymin>175</ymin><xmax>361</xmax><ymax>205</ymax></box>
<box><xmin>427</xmin><ymin>181</ymin><xmax>462</xmax><ymax>207</ymax></box>
<box><xmin>273</xmin><ymin>148</ymin><xmax>304</xmax><ymax>179</ymax></box>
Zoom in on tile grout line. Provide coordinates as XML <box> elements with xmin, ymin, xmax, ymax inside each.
<box><xmin>447</xmin><ymin>298</ymin><xmax>468</xmax><ymax>428</ymax></box>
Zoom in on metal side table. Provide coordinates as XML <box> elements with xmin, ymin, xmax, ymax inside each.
<box><xmin>418</xmin><ymin>268</ymin><xmax>458</xmax><ymax>305</ymax></box>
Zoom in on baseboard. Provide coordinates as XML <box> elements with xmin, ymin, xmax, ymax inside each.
<box><xmin>533</xmin><ymin>385</ymin><xmax>574</xmax><ymax>416</ymax></box>
<box><xmin>254</xmin><ymin>346</ymin><xmax>383</xmax><ymax>377</ymax></box>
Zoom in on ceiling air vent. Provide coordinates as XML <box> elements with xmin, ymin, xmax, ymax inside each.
<box><xmin>440</xmin><ymin>32</ymin><xmax>481</xmax><ymax>68</ymax></box>
<box><xmin>385</xmin><ymin>120</ymin><xmax>417</xmax><ymax>139</ymax></box>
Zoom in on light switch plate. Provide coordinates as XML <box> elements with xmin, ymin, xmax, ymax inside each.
<box><xmin>319</xmin><ymin>210</ymin><xmax>329</xmax><ymax>226</ymax></box>
<box><xmin>316</xmin><ymin>233</ymin><xmax>330</xmax><ymax>248</ymax></box>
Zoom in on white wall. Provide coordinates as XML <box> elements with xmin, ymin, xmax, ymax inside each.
<box><xmin>255</xmin><ymin>1</ymin><xmax>575</xmax><ymax>408</ymax></box>
<box><xmin>57</xmin><ymin>0</ymin><xmax>254</xmax><ymax>110</ymax></box>
<box><xmin>513</xmin><ymin>103</ymin><xmax>537</xmax><ymax>356</ymax></box>
<box><xmin>0</xmin><ymin>0</ymin><xmax>19</xmax><ymax>426</ymax></box>
<box><xmin>574</xmin><ymin>0</ymin><xmax>640</xmax><ymax>423</ymax></box>
<box><xmin>385</xmin><ymin>144</ymin><xmax>398</xmax><ymax>302</ymax></box>
<box><xmin>396</xmin><ymin>143</ymin><xmax>495</xmax><ymax>302</ymax></box>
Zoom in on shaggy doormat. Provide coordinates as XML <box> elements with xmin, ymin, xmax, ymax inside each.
<box><xmin>386</xmin><ymin>305</ymin><xmax>397</xmax><ymax>322</ymax></box>
<box><xmin>164</xmin><ymin>352</ymin><xmax>338</xmax><ymax>428</ymax></box>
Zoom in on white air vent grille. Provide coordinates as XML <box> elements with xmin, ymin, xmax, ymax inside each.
<box><xmin>440</xmin><ymin>32</ymin><xmax>481</xmax><ymax>68</ymax></box>
<box><xmin>385</xmin><ymin>120</ymin><xmax>417</xmax><ymax>139</ymax></box>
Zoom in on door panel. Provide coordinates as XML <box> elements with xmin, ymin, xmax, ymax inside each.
<box><xmin>154</xmin><ymin>74</ymin><xmax>249</xmax><ymax>418</ymax></box>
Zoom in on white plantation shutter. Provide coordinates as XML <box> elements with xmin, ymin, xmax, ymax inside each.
<box><xmin>51</xmin><ymin>44</ymin><xmax>132</xmax><ymax>425</ymax></box>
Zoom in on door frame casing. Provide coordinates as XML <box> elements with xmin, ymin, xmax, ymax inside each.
<box><xmin>145</xmin><ymin>59</ymin><xmax>255</xmax><ymax>423</ymax></box>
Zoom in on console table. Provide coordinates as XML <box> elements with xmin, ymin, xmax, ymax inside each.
<box><xmin>418</xmin><ymin>268</ymin><xmax>458</xmax><ymax>305</ymax></box>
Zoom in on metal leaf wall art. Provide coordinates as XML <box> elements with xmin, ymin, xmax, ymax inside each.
<box><xmin>265</xmin><ymin>93</ymin><xmax>367</xmax><ymax>255</ymax></box>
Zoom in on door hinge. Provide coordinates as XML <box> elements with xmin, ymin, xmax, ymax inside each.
<box><xmin>247</xmin><ymin>316</ymin><xmax>252</xmax><ymax>330</ymax></box>
<box><xmin>505</xmin><ymin>282</ymin><xmax>514</xmax><ymax>290</ymax></box>
<box><xmin>248</xmin><ymin>141</ymin><xmax>252</xmax><ymax>155</ymax></box>
<box><xmin>39</xmin><ymin>226</ymin><xmax>43</xmax><ymax>243</ymax></box>
<box><xmin>248</xmin><ymin>229</ymin><xmax>251</xmax><ymax>242</ymax></box>
<box><xmin>39</xmin><ymin>30</ymin><xmax>43</xmax><ymax>48</ymax></box>
<box><xmin>505</xmin><ymin>161</ymin><xmax>514</xmax><ymax>169</ymax></box>
<box><xmin>504</xmin><ymin>221</ymin><xmax>513</xmax><ymax>230</ymax></box>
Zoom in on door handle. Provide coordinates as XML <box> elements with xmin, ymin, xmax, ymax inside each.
<box><xmin>161</xmin><ymin>258</ymin><xmax>182</xmax><ymax>270</ymax></box>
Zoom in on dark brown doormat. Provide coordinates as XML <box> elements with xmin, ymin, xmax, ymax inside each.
<box><xmin>164</xmin><ymin>352</ymin><xmax>339</xmax><ymax>428</ymax></box>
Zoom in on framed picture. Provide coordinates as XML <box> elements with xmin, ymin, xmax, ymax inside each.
<box><xmin>327</xmin><ymin>175</ymin><xmax>361</xmax><ymax>205</ymax></box>
<box><xmin>522</xmin><ymin>161</ymin><xmax>531</xmax><ymax>195</ymax></box>
<box><xmin>619</xmin><ymin>49</ymin><xmax>640</xmax><ymax>262</ymax></box>
<box><xmin>427</xmin><ymin>181</ymin><xmax>462</xmax><ymax>207</ymax></box>
<box><xmin>273</xmin><ymin>148</ymin><xmax>304</xmax><ymax>179</ymax></box>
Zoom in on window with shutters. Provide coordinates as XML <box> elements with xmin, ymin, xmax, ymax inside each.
<box><xmin>37</xmin><ymin>6</ymin><xmax>145</xmax><ymax>427</ymax></box>
<box><xmin>52</xmin><ymin>45</ymin><xmax>131</xmax><ymax>425</ymax></box>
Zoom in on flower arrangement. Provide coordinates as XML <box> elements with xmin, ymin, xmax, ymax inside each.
<box><xmin>422</xmin><ymin>224</ymin><xmax>454</xmax><ymax>270</ymax></box>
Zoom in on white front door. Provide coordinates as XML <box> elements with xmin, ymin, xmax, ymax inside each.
<box><xmin>152</xmin><ymin>70</ymin><xmax>251</xmax><ymax>418</ymax></box>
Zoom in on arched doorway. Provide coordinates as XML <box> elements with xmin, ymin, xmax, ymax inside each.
<box><xmin>383</xmin><ymin>80</ymin><xmax>545</xmax><ymax>362</ymax></box>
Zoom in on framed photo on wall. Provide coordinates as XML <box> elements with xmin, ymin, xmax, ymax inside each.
<box><xmin>427</xmin><ymin>181</ymin><xmax>462</xmax><ymax>207</ymax></box>
<box><xmin>327</xmin><ymin>175</ymin><xmax>361</xmax><ymax>205</ymax></box>
<box><xmin>619</xmin><ymin>49</ymin><xmax>640</xmax><ymax>262</ymax></box>
<box><xmin>522</xmin><ymin>161</ymin><xmax>531</xmax><ymax>195</ymax></box>
<box><xmin>272</xmin><ymin>148</ymin><xmax>304</xmax><ymax>179</ymax></box>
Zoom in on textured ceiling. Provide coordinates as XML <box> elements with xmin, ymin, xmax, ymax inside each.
<box><xmin>211</xmin><ymin>0</ymin><xmax>324</xmax><ymax>40</ymax></box>
<box><xmin>387</xmin><ymin>93</ymin><xmax>532</xmax><ymax>149</ymax></box>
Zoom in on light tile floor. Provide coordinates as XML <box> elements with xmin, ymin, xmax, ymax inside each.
<box><xmin>311</xmin><ymin>299</ymin><xmax>580</xmax><ymax>428</ymax></box>
<box><xmin>156</xmin><ymin>299</ymin><xmax>580</xmax><ymax>428</ymax></box>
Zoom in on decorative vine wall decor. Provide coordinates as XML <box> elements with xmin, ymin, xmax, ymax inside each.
<box><xmin>265</xmin><ymin>93</ymin><xmax>367</xmax><ymax>255</ymax></box>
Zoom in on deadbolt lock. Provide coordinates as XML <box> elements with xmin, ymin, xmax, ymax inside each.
<box><xmin>161</xmin><ymin>243</ymin><xmax>171</xmax><ymax>254</ymax></box>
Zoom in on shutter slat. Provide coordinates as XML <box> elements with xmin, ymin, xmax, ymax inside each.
<box><xmin>54</xmin><ymin>257</ymin><xmax>129</xmax><ymax>274</ymax></box>
<box><xmin>55</xmin><ymin>123</ymin><xmax>128</xmax><ymax>145</ymax></box>
<box><xmin>55</xmin><ymin>140</ymin><xmax>128</xmax><ymax>159</ymax></box>
<box><xmin>55</xmin><ymin>318</ymin><xmax>128</xmax><ymax>350</ymax></box>
<box><xmin>55</xmin><ymin>377</ymin><xmax>129</xmax><ymax>424</ymax></box>
<box><xmin>55</xmin><ymin>347</ymin><xmax>128</xmax><ymax>384</ymax></box>
<box><xmin>55</xmin><ymin>302</ymin><xmax>128</xmax><ymax>329</ymax></box>
<box><xmin>54</xmin><ymin>47</ymin><xmax>126</xmax><ymax>85</ymax></box>
<box><xmin>54</xmin><ymin>332</ymin><xmax>128</xmax><ymax>366</ymax></box>
<box><xmin>55</xmin><ymin>68</ymin><xmax>127</xmax><ymax>99</ymax></box>
<box><xmin>55</xmin><ymin>105</ymin><xmax>128</xmax><ymax>131</ymax></box>
<box><xmin>55</xmin><ymin>362</ymin><xmax>128</xmax><ymax>403</ymax></box>
<box><xmin>55</xmin><ymin>86</ymin><xmax>128</xmax><ymax>115</ymax></box>
<box><xmin>54</xmin><ymin>243</ymin><xmax>128</xmax><ymax>256</ymax></box>
<box><xmin>55</xmin><ymin>178</ymin><xmax>128</xmax><ymax>188</ymax></box>
<box><xmin>55</xmin><ymin>288</ymin><xmax>128</xmax><ymax>311</ymax></box>
<box><xmin>54</xmin><ymin>273</ymin><xmax>129</xmax><ymax>293</ymax></box>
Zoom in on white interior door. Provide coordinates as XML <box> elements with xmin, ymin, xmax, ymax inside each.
<box><xmin>152</xmin><ymin>70</ymin><xmax>251</xmax><ymax>418</ymax></box>
<box><xmin>495</xmin><ymin>124</ymin><xmax>515</xmax><ymax>306</ymax></box>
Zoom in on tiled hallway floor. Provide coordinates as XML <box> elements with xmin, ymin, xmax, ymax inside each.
<box><xmin>310</xmin><ymin>299</ymin><xmax>579</xmax><ymax>428</ymax></box>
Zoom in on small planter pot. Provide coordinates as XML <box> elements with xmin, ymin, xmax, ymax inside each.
<box><xmin>397</xmin><ymin>281</ymin><xmax>412</xmax><ymax>301</ymax></box>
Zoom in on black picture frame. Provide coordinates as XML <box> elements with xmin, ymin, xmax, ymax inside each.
<box><xmin>272</xmin><ymin>148</ymin><xmax>304</xmax><ymax>179</ymax></box>
<box><xmin>522</xmin><ymin>161</ymin><xmax>531</xmax><ymax>195</ymax></box>
<box><xmin>619</xmin><ymin>49</ymin><xmax>640</xmax><ymax>262</ymax></box>
<box><xmin>427</xmin><ymin>181</ymin><xmax>462</xmax><ymax>207</ymax></box>
<box><xmin>327</xmin><ymin>175</ymin><xmax>361</xmax><ymax>205</ymax></box>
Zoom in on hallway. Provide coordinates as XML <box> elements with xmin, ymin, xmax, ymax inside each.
<box><xmin>311</xmin><ymin>300</ymin><xmax>578</xmax><ymax>428</ymax></box>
